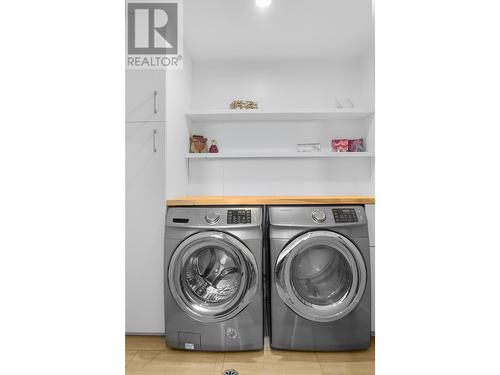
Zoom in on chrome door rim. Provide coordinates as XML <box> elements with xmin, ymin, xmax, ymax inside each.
<box><xmin>168</xmin><ymin>231</ymin><xmax>258</xmax><ymax>323</ymax></box>
<box><xmin>275</xmin><ymin>230</ymin><xmax>366</xmax><ymax>322</ymax></box>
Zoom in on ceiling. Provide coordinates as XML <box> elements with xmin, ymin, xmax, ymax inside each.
<box><xmin>183</xmin><ymin>0</ymin><xmax>374</xmax><ymax>61</ymax></box>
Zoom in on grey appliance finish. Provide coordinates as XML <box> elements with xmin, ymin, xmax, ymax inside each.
<box><xmin>164</xmin><ymin>207</ymin><xmax>264</xmax><ymax>351</ymax></box>
<box><xmin>269</xmin><ymin>206</ymin><xmax>371</xmax><ymax>351</ymax></box>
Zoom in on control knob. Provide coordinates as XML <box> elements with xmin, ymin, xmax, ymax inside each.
<box><xmin>311</xmin><ymin>209</ymin><xmax>326</xmax><ymax>223</ymax></box>
<box><xmin>205</xmin><ymin>210</ymin><xmax>220</xmax><ymax>224</ymax></box>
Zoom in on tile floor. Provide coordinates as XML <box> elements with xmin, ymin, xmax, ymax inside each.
<box><xmin>126</xmin><ymin>336</ymin><xmax>375</xmax><ymax>375</ymax></box>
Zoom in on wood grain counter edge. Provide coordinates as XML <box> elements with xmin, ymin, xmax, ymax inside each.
<box><xmin>166</xmin><ymin>196</ymin><xmax>375</xmax><ymax>206</ymax></box>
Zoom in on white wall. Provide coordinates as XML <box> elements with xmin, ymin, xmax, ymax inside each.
<box><xmin>187</xmin><ymin>58</ymin><xmax>374</xmax><ymax>196</ymax></box>
<box><xmin>360</xmin><ymin>44</ymin><xmax>375</xmax><ymax>109</ymax></box>
<box><xmin>192</xmin><ymin>59</ymin><xmax>367</xmax><ymax>109</ymax></box>
<box><xmin>360</xmin><ymin>43</ymin><xmax>375</xmax><ymax>154</ymax></box>
<box><xmin>188</xmin><ymin>158</ymin><xmax>373</xmax><ymax>196</ymax></box>
<box><xmin>165</xmin><ymin>49</ymin><xmax>192</xmax><ymax>199</ymax></box>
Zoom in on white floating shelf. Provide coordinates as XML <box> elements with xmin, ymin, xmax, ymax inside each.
<box><xmin>186</xmin><ymin>151</ymin><xmax>374</xmax><ymax>159</ymax></box>
<box><xmin>185</xmin><ymin>108</ymin><xmax>374</xmax><ymax>122</ymax></box>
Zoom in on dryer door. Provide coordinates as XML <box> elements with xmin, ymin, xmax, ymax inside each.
<box><xmin>275</xmin><ymin>230</ymin><xmax>367</xmax><ymax>322</ymax></box>
<box><xmin>168</xmin><ymin>231</ymin><xmax>258</xmax><ymax>323</ymax></box>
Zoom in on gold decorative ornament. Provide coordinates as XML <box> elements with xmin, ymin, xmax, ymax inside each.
<box><xmin>229</xmin><ymin>100</ymin><xmax>259</xmax><ymax>110</ymax></box>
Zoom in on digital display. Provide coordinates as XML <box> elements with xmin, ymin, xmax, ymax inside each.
<box><xmin>332</xmin><ymin>209</ymin><xmax>358</xmax><ymax>223</ymax></box>
<box><xmin>227</xmin><ymin>210</ymin><xmax>252</xmax><ymax>224</ymax></box>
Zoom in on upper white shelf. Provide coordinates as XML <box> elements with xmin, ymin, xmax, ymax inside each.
<box><xmin>185</xmin><ymin>108</ymin><xmax>374</xmax><ymax>122</ymax></box>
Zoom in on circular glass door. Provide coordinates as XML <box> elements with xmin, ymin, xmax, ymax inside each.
<box><xmin>168</xmin><ymin>231</ymin><xmax>258</xmax><ymax>323</ymax></box>
<box><xmin>275</xmin><ymin>231</ymin><xmax>366</xmax><ymax>322</ymax></box>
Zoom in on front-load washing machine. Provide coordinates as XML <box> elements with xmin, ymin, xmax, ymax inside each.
<box><xmin>164</xmin><ymin>206</ymin><xmax>263</xmax><ymax>351</ymax></box>
<box><xmin>269</xmin><ymin>205</ymin><xmax>371</xmax><ymax>351</ymax></box>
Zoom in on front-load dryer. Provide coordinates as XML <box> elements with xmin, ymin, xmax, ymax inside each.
<box><xmin>269</xmin><ymin>206</ymin><xmax>371</xmax><ymax>351</ymax></box>
<box><xmin>164</xmin><ymin>206</ymin><xmax>263</xmax><ymax>351</ymax></box>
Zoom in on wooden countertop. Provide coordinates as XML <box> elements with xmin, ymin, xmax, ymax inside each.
<box><xmin>166</xmin><ymin>196</ymin><xmax>375</xmax><ymax>206</ymax></box>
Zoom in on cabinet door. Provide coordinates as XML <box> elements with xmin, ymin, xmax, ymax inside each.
<box><xmin>126</xmin><ymin>69</ymin><xmax>166</xmax><ymax>123</ymax></box>
<box><xmin>126</xmin><ymin>122</ymin><xmax>165</xmax><ymax>333</ymax></box>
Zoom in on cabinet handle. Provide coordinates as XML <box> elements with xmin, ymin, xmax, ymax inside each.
<box><xmin>153</xmin><ymin>129</ymin><xmax>157</xmax><ymax>153</ymax></box>
<box><xmin>153</xmin><ymin>90</ymin><xmax>158</xmax><ymax>114</ymax></box>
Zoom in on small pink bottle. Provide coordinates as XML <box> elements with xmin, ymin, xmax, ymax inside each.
<box><xmin>209</xmin><ymin>139</ymin><xmax>219</xmax><ymax>153</ymax></box>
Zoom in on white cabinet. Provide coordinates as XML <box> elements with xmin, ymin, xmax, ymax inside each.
<box><xmin>126</xmin><ymin>69</ymin><xmax>166</xmax><ymax>123</ymax></box>
<box><xmin>126</xmin><ymin>122</ymin><xmax>165</xmax><ymax>333</ymax></box>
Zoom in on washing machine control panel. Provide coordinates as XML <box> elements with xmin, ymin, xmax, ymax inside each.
<box><xmin>227</xmin><ymin>209</ymin><xmax>252</xmax><ymax>224</ymax></box>
<box><xmin>332</xmin><ymin>208</ymin><xmax>358</xmax><ymax>223</ymax></box>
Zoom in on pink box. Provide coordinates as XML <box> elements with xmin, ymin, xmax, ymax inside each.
<box><xmin>332</xmin><ymin>139</ymin><xmax>349</xmax><ymax>152</ymax></box>
<box><xmin>348</xmin><ymin>138</ymin><xmax>364</xmax><ymax>152</ymax></box>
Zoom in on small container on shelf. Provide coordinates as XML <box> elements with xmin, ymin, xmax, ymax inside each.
<box><xmin>209</xmin><ymin>139</ymin><xmax>219</xmax><ymax>153</ymax></box>
<box><xmin>297</xmin><ymin>143</ymin><xmax>321</xmax><ymax>153</ymax></box>
<box><xmin>348</xmin><ymin>138</ymin><xmax>364</xmax><ymax>152</ymax></box>
<box><xmin>190</xmin><ymin>135</ymin><xmax>208</xmax><ymax>153</ymax></box>
<box><xmin>332</xmin><ymin>139</ymin><xmax>349</xmax><ymax>152</ymax></box>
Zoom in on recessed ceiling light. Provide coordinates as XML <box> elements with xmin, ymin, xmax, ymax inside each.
<box><xmin>256</xmin><ymin>0</ymin><xmax>272</xmax><ymax>8</ymax></box>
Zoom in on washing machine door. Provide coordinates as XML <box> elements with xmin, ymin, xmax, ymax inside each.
<box><xmin>168</xmin><ymin>231</ymin><xmax>258</xmax><ymax>323</ymax></box>
<box><xmin>275</xmin><ymin>230</ymin><xmax>367</xmax><ymax>322</ymax></box>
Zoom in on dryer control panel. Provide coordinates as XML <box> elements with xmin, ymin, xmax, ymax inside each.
<box><xmin>227</xmin><ymin>209</ymin><xmax>252</xmax><ymax>224</ymax></box>
<box><xmin>268</xmin><ymin>205</ymin><xmax>366</xmax><ymax>227</ymax></box>
<box><xmin>332</xmin><ymin>208</ymin><xmax>358</xmax><ymax>223</ymax></box>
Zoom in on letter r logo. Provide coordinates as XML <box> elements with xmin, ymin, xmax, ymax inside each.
<box><xmin>128</xmin><ymin>2</ymin><xmax>178</xmax><ymax>55</ymax></box>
